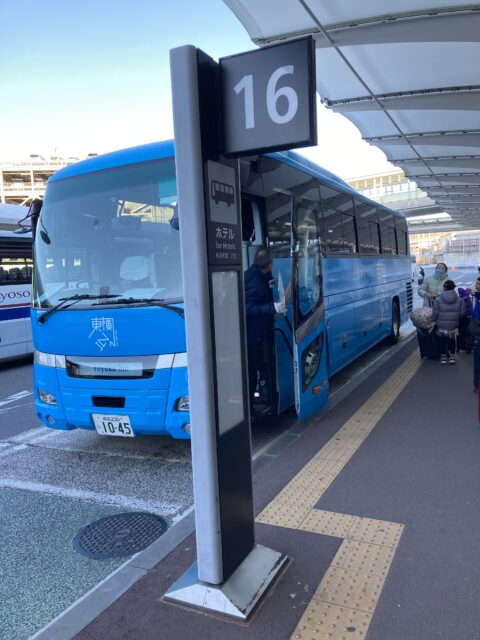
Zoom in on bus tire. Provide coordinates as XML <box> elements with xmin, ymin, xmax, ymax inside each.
<box><xmin>386</xmin><ymin>300</ymin><xmax>400</xmax><ymax>345</ymax></box>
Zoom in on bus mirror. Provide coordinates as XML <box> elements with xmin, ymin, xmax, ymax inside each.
<box><xmin>40</xmin><ymin>230</ymin><xmax>51</xmax><ymax>245</ymax></box>
<box><xmin>27</xmin><ymin>198</ymin><xmax>43</xmax><ymax>237</ymax></box>
<box><xmin>170</xmin><ymin>217</ymin><xmax>179</xmax><ymax>230</ymax></box>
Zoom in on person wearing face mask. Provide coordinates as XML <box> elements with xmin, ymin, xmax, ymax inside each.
<box><xmin>418</xmin><ymin>262</ymin><xmax>449</xmax><ymax>307</ymax></box>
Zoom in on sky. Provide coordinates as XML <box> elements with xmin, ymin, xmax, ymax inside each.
<box><xmin>0</xmin><ymin>0</ymin><xmax>395</xmax><ymax>180</ymax></box>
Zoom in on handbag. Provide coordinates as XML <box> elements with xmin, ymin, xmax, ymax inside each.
<box><xmin>409</xmin><ymin>307</ymin><xmax>434</xmax><ymax>330</ymax></box>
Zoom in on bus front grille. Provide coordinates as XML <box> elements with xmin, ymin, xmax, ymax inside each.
<box><xmin>92</xmin><ymin>396</ymin><xmax>126</xmax><ymax>409</ymax></box>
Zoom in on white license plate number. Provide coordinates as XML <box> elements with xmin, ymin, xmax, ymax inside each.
<box><xmin>92</xmin><ymin>414</ymin><xmax>134</xmax><ymax>437</ymax></box>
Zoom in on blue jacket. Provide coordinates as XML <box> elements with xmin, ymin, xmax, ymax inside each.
<box><xmin>473</xmin><ymin>292</ymin><xmax>480</xmax><ymax>319</ymax></box>
<box><xmin>244</xmin><ymin>264</ymin><xmax>275</xmax><ymax>345</ymax></box>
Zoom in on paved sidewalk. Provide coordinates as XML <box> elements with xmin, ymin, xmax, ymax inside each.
<box><xmin>35</xmin><ymin>336</ymin><xmax>480</xmax><ymax>640</ymax></box>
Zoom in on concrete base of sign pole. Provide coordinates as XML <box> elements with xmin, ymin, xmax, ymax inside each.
<box><xmin>163</xmin><ymin>544</ymin><xmax>288</xmax><ymax>619</ymax></box>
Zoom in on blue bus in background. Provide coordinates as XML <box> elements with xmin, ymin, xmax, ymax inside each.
<box><xmin>31</xmin><ymin>140</ymin><xmax>412</xmax><ymax>439</ymax></box>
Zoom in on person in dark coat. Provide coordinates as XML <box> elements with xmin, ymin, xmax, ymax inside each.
<box><xmin>244</xmin><ymin>247</ymin><xmax>285</xmax><ymax>410</ymax></box>
<box><xmin>432</xmin><ymin>279</ymin><xmax>464</xmax><ymax>364</ymax></box>
<box><xmin>468</xmin><ymin>278</ymin><xmax>480</xmax><ymax>390</ymax></box>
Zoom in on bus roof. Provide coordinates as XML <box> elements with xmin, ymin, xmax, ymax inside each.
<box><xmin>49</xmin><ymin>140</ymin><xmax>404</xmax><ymax>219</ymax></box>
<box><xmin>49</xmin><ymin>141</ymin><xmax>176</xmax><ymax>182</ymax></box>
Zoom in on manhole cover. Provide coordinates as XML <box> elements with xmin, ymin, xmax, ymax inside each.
<box><xmin>73</xmin><ymin>512</ymin><xmax>167</xmax><ymax>559</ymax></box>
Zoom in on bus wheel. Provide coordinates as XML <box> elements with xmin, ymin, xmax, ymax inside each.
<box><xmin>386</xmin><ymin>300</ymin><xmax>400</xmax><ymax>345</ymax></box>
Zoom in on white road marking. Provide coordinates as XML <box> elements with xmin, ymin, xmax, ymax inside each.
<box><xmin>0</xmin><ymin>401</ymin><xmax>34</xmax><ymax>415</ymax></box>
<box><xmin>0</xmin><ymin>444</ymin><xmax>27</xmax><ymax>459</ymax></box>
<box><xmin>5</xmin><ymin>426</ymin><xmax>46</xmax><ymax>443</ymax></box>
<box><xmin>0</xmin><ymin>478</ymin><xmax>180</xmax><ymax>516</ymax></box>
<box><xmin>0</xmin><ymin>390</ymin><xmax>33</xmax><ymax>407</ymax></box>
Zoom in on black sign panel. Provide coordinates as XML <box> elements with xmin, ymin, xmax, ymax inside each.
<box><xmin>205</xmin><ymin>159</ymin><xmax>242</xmax><ymax>266</ymax></box>
<box><xmin>220</xmin><ymin>37</ymin><xmax>316</xmax><ymax>156</ymax></box>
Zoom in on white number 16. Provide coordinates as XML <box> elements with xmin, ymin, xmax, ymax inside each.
<box><xmin>233</xmin><ymin>65</ymin><xmax>299</xmax><ymax>131</ymax></box>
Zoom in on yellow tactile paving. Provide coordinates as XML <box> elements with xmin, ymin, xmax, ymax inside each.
<box><xmin>254</xmin><ymin>349</ymin><xmax>421</xmax><ymax>639</ymax></box>
<box><xmin>347</xmin><ymin>517</ymin><xmax>404</xmax><ymax>549</ymax></box>
<box><xmin>292</xmin><ymin>602</ymin><xmax>372</xmax><ymax>640</ymax></box>
<box><xmin>331</xmin><ymin>540</ymin><xmax>396</xmax><ymax>579</ymax></box>
<box><xmin>256</xmin><ymin>500</ymin><xmax>315</xmax><ymax>529</ymax></box>
<box><xmin>314</xmin><ymin>565</ymin><xmax>385</xmax><ymax>613</ymax></box>
<box><xmin>298</xmin><ymin>510</ymin><xmax>357</xmax><ymax>538</ymax></box>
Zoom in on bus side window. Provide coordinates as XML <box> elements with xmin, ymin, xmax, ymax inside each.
<box><xmin>370</xmin><ymin>220</ymin><xmax>381</xmax><ymax>254</ymax></box>
<box><xmin>355</xmin><ymin>200</ymin><xmax>380</xmax><ymax>255</ymax></box>
<box><xmin>242</xmin><ymin>199</ymin><xmax>255</xmax><ymax>242</ymax></box>
<box><xmin>242</xmin><ymin>198</ymin><xmax>264</xmax><ymax>268</ymax></box>
<box><xmin>321</xmin><ymin>186</ymin><xmax>357</xmax><ymax>254</ymax></box>
<box><xmin>342</xmin><ymin>213</ymin><xmax>357</xmax><ymax>254</ymax></box>
<box><xmin>396</xmin><ymin>218</ymin><xmax>408</xmax><ymax>255</ymax></box>
<box><xmin>295</xmin><ymin>201</ymin><xmax>323</xmax><ymax>321</ymax></box>
<box><xmin>378</xmin><ymin>210</ymin><xmax>396</xmax><ymax>254</ymax></box>
<box><xmin>266</xmin><ymin>193</ymin><xmax>291</xmax><ymax>258</ymax></box>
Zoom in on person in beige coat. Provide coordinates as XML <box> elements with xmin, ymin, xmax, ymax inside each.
<box><xmin>418</xmin><ymin>262</ymin><xmax>449</xmax><ymax>307</ymax></box>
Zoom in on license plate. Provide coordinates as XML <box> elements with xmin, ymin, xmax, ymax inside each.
<box><xmin>92</xmin><ymin>414</ymin><xmax>134</xmax><ymax>437</ymax></box>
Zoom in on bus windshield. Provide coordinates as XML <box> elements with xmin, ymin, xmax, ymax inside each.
<box><xmin>32</xmin><ymin>157</ymin><xmax>181</xmax><ymax>309</ymax></box>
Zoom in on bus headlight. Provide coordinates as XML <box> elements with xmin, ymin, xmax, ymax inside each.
<box><xmin>34</xmin><ymin>350</ymin><xmax>66</xmax><ymax>368</ymax></box>
<box><xmin>35</xmin><ymin>350</ymin><xmax>56</xmax><ymax>367</ymax></box>
<box><xmin>38</xmin><ymin>389</ymin><xmax>58</xmax><ymax>405</ymax></box>
<box><xmin>176</xmin><ymin>396</ymin><xmax>190</xmax><ymax>412</ymax></box>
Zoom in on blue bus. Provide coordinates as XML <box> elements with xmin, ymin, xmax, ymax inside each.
<box><xmin>0</xmin><ymin>205</ymin><xmax>33</xmax><ymax>362</ymax></box>
<box><xmin>31</xmin><ymin>140</ymin><xmax>412</xmax><ymax>438</ymax></box>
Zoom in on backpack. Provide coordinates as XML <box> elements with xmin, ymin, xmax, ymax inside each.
<box><xmin>458</xmin><ymin>288</ymin><xmax>473</xmax><ymax>317</ymax></box>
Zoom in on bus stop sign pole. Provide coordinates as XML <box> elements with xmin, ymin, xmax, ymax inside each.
<box><xmin>165</xmin><ymin>39</ymin><xmax>315</xmax><ymax>619</ymax></box>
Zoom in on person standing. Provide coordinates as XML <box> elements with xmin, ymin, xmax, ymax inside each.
<box><xmin>418</xmin><ymin>262</ymin><xmax>449</xmax><ymax>307</ymax></box>
<box><xmin>244</xmin><ymin>247</ymin><xmax>285</xmax><ymax>412</ymax></box>
<box><xmin>468</xmin><ymin>278</ymin><xmax>480</xmax><ymax>390</ymax></box>
<box><xmin>432</xmin><ymin>279</ymin><xmax>464</xmax><ymax>364</ymax></box>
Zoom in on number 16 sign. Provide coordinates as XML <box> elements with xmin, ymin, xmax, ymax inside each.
<box><xmin>220</xmin><ymin>37</ymin><xmax>316</xmax><ymax>156</ymax></box>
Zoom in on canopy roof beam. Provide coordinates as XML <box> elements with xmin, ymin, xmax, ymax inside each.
<box><xmin>224</xmin><ymin>0</ymin><xmax>480</xmax><ymax>227</ymax></box>
<box><xmin>365</xmin><ymin>129</ymin><xmax>480</xmax><ymax>142</ymax></box>
<box><xmin>295</xmin><ymin>0</ymin><xmax>444</xmax><ymax>193</ymax></box>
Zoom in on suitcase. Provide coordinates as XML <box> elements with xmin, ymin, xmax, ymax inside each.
<box><xmin>474</xmin><ymin>341</ymin><xmax>480</xmax><ymax>388</ymax></box>
<box><xmin>417</xmin><ymin>327</ymin><xmax>439</xmax><ymax>359</ymax></box>
<box><xmin>457</xmin><ymin>317</ymin><xmax>472</xmax><ymax>353</ymax></box>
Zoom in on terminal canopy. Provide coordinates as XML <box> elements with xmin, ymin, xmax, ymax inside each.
<box><xmin>224</xmin><ymin>1</ymin><xmax>480</xmax><ymax>228</ymax></box>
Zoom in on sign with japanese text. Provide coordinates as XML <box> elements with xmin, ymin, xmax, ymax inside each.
<box><xmin>206</xmin><ymin>160</ymin><xmax>242</xmax><ymax>266</ymax></box>
<box><xmin>88</xmin><ymin>317</ymin><xmax>119</xmax><ymax>352</ymax></box>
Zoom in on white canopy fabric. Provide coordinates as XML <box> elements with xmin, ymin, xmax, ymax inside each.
<box><xmin>223</xmin><ymin>1</ymin><xmax>480</xmax><ymax>227</ymax></box>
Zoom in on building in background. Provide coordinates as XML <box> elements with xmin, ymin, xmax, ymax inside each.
<box><xmin>409</xmin><ymin>232</ymin><xmax>450</xmax><ymax>265</ymax></box>
<box><xmin>436</xmin><ymin>231</ymin><xmax>480</xmax><ymax>266</ymax></box>
<box><xmin>347</xmin><ymin>169</ymin><xmax>428</xmax><ymax>208</ymax></box>
<box><xmin>347</xmin><ymin>170</ymin><xmax>480</xmax><ymax>266</ymax></box>
<box><xmin>0</xmin><ymin>153</ymin><xmax>97</xmax><ymax>205</ymax></box>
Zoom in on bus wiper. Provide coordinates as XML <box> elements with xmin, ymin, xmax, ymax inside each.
<box><xmin>37</xmin><ymin>294</ymin><xmax>121</xmax><ymax>324</ymax></box>
<box><xmin>93</xmin><ymin>297</ymin><xmax>185</xmax><ymax>317</ymax></box>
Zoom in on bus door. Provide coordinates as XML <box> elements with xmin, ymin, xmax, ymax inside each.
<box><xmin>292</xmin><ymin>198</ymin><xmax>329</xmax><ymax>420</ymax></box>
<box><xmin>270</xmin><ymin>257</ymin><xmax>295</xmax><ymax>414</ymax></box>
<box><xmin>241</xmin><ymin>196</ymin><xmax>278</xmax><ymax>416</ymax></box>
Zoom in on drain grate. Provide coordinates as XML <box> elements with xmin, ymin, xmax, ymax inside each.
<box><xmin>73</xmin><ymin>512</ymin><xmax>167</xmax><ymax>559</ymax></box>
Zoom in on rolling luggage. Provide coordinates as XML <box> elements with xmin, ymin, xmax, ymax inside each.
<box><xmin>417</xmin><ymin>327</ymin><xmax>439</xmax><ymax>359</ymax></box>
<box><xmin>457</xmin><ymin>316</ymin><xmax>472</xmax><ymax>353</ymax></box>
